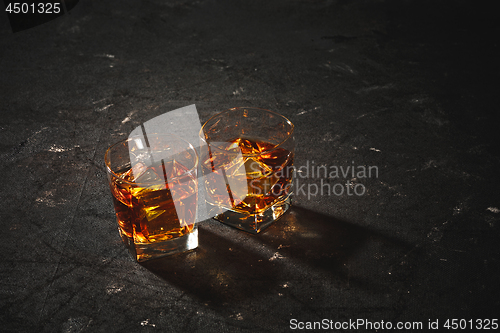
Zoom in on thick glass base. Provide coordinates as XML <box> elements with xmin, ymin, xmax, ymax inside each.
<box><xmin>119</xmin><ymin>225</ymin><xmax>198</xmax><ymax>262</ymax></box>
<box><xmin>212</xmin><ymin>192</ymin><xmax>293</xmax><ymax>234</ymax></box>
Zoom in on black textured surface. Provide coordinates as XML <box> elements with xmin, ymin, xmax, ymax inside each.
<box><xmin>1</xmin><ymin>1</ymin><xmax>499</xmax><ymax>332</ymax></box>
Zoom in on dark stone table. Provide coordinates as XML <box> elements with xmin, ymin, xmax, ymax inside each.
<box><xmin>1</xmin><ymin>0</ymin><xmax>499</xmax><ymax>331</ymax></box>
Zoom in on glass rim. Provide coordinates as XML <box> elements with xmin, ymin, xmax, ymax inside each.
<box><xmin>104</xmin><ymin>133</ymin><xmax>199</xmax><ymax>185</ymax></box>
<box><xmin>199</xmin><ymin>107</ymin><xmax>294</xmax><ymax>156</ymax></box>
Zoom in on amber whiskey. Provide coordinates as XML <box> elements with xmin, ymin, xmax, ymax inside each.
<box><xmin>109</xmin><ymin>160</ymin><xmax>197</xmax><ymax>244</ymax></box>
<box><xmin>202</xmin><ymin>137</ymin><xmax>293</xmax><ymax>225</ymax></box>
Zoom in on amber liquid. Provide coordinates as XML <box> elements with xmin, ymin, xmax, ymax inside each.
<box><xmin>109</xmin><ymin>160</ymin><xmax>197</xmax><ymax>243</ymax></box>
<box><xmin>202</xmin><ymin>137</ymin><xmax>293</xmax><ymax>215</ymax></box>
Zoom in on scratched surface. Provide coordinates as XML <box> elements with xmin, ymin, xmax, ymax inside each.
<box><xmin>1</xmin><ymin>0</ymin><xmax>499</xmax><ymax>331</ymax></box>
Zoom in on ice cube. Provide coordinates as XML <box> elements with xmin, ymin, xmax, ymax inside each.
<box><xmin>225</xmin><ymin>155</ymin><xmax>247</xmax><ymax>177</ymax></box>
<box><xmin>135</xmin><ymin>166</ymin><xmax>164</xmax><ymax>184</ymax></box>
<box><xmin>130</xmin><ymin>162</ymin><xmax>148</xmax><ymax>181</ymax></box>
<box><xmin>171</xmin><ymin>159</ymin><xmax>190</xmax><ymax>178</ymax></box>
<box><xmin>129</xmin><ymin>167</ymin><xmax>166</xmax><ymax>202</ymax></box>
<box><xmin>119</xmin><ymin>167</ymin><xmax>135</xmax><ymax>182</ymax></box>
<box><xmin>235</xmin><ymin>138</ymin><xmax>261</xmax><ymax>154</ymax></box>
<box><xmin>234</xmin><ymin>158</ymin><xmax>278</xmax><ymax>198</ymax></box>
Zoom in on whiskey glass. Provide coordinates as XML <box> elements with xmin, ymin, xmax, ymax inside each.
<box><xmin>199</xmin><ymin>107</ymin><xmax>294</xmax><ymax>234</ymax></box>
<box><xmin>105</xmin><ymin>134</ymin><xmax>198</xmax><ymax>261</ymax></box>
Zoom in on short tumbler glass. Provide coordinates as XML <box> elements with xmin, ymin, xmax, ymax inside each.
<box><xmin>105</xmin><ymin>134</ymin><xmax>198</xmax><ymax>261</ymax></box>
<box><xmin>200</xmin><ymin>107</ymin><xmax>294</xmax><ymax>234</ymax></box>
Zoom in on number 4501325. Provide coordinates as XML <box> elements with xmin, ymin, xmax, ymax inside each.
<box><xmin>444</xmin><ymin>319</ymin><xmax>498</xmax><ymax>330</ymax></box>
<box><xmin>5</xmin><ymin>3</ymin><xmax>61</xmax><ymax>14</ymax></box>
